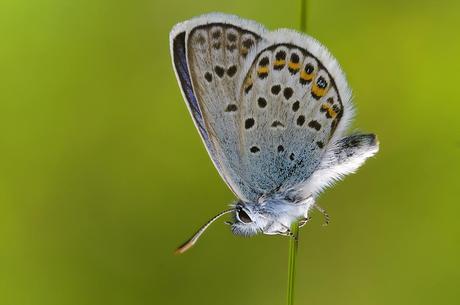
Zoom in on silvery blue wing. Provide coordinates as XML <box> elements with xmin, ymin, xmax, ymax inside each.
<box><xmin>170</xmin><ymin>13</ymin><xmax>379</xmax><ymax>253</ymax></box>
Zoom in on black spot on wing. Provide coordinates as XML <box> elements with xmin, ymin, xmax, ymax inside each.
<box><xmin>204</xmin><ymin>72</ymin><xmax>212</xmax><ymax>82</ymax></box>
<box><xmin>283</xmin><ymin>87</ymin><xmax>293</xmax><ymax>100</ymax></box>
<box><xmin>296</xmin><ymin>115</ymin><xmax>305</xmax><ymax>126</ymax></box>
<box><xmin>214</xmin><ymin>66</ymin><xmax>225</xmax><ymax>78</ymax></box>
<box><xmin>225</xmin><ymin>104</ymin><xmax>238</xmax><ymax>112</ymax></box>
<box><xmin>292</xmin><ymin>101</ymin><xmax>300</xmax><ymax>112</ymax></box>
<box><xmin>271</xmin><ymin>85</ymin><xmax>281</xmax><ymax>95</ymax></box>
<box><xmin>257</xmin><ymin>97</ymin><xmax>267</xmax><ymax>108</ymax></box>
<box><xmin>227</xmin><ymin>65</ymin><xmax>237</xmax><ymax>77</ymax></box>
<box><xmin>212</xmin><ymin>30</ymin><xmax>221</xmax><ymax>39</ymax></box>
<box><xmin>308</xmin><ymin>120</ymin><xmax>321</xmax><ymax>131</ymax></box>
<box><xmin>305</xmin><ymin>63</ymin><xmax>314</xmax><ymax>74</ymax></box>
<box><xmin>258</xmin><ymin>73</ymin><xmax>268</xmax><ymax>80</ymax></box>
<box><xmin>242</xmin><ymin>39</ymin><xmax>254</xmax><ymax>49</ymax></box>
<box><xmin>290</xmin><ymin>53</ymin><xmax>300</xmax><ymax>63</ymax></box>
<box><xmin>245</xmin><ymin>118</ymin><xmax>255</xmax><ymax>129</ymax></box>
<box><xmin>276</xmin><ymin>50</ymin><xmax>286</xmax><ymax>60</ymax></box>
<box><xmin>227</xmin><ymin>32</ymin><xmax>237</xmax><ymax>42</ymax></box>
<box><xmin>259</xmin><ymin>57</ymin><xmax>269</xmax><ymax>66</ymax></box>
<box><xmin>271</xmin><ymin>121</ymin><xmax>284</xmax><ymax>128</ymax></box>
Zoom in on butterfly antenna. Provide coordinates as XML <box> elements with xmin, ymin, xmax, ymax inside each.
<box><xmin>174</xmin><ymin>208</ymin><xmax>234</xmax><ymax>254</ymax></box>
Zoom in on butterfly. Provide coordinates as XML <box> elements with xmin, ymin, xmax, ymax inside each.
<box><xmin>170</xmin><ymin>13</ymin><xmax>379</xmax><ymax>254</ymax></box>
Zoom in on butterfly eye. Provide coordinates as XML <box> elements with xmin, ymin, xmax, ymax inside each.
<box><xmin>237</xmin><ymin>207</ymin><xmax>253</xmax><ymax>223</ymax></box>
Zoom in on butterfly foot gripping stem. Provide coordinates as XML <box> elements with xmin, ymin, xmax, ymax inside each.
<box><xmin>276</xmin><ymin>227</ymin><xmax>297</xmax><ymax>240</ymax></box>
<box><xmin>298</xmin><ymin>216</ymin><xmax>311</xmax><ymax>228</ymax></box>
<box><xmin>287</xmin><ymin>230</ymin><xmax>298</xmax><ymax>241</ymax></box>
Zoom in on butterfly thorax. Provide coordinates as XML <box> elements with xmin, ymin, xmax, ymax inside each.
<box><xmin>231</xmin><ymin>196</ymin><xmax>314</xmax><ymax>237</ymax></box>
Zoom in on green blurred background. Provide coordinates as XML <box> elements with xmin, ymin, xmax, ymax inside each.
<box><xmin>0</xmin><ymin>0</ymin><xmax>459</xmax><ymax>304</ymax></box>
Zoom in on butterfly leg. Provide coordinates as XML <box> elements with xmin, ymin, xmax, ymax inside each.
<box><xmin>313</xmin><ymin>204</ymin><xmax>330</xmax><ymax>226</ymax></box>
<box><xmin>298</xmin><ymin>216</ymin><xmax>312</xmax><ymax>228</ymax></box>
<box><xmin>286</xmin><ymin>229</ymin><xmax>298</xmax><ymax>241</ymax></box>
<box><xmin>271</xmin><ymin>228</ymin><xmax>295</xmax><ymax>238</ymax></box>
<box><xmin>272</xmin><ymin>222</ymin><xmax>298</xmax><ymax>240</ymax></box>
<box><xmin>277</xmin><ymin>218</ymin><xmax>312</xmax><ymax>237</ymax></box>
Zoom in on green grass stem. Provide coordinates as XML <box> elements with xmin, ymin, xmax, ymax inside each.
<box><xmin>286</xmin><ymin>3</ymin><xmax>307</xmax><ymax>305</ymax></box>
<box><xmin>286</xmin><ymin>221</ymin><xmax>300</xmax><ymax>305</ymax></box>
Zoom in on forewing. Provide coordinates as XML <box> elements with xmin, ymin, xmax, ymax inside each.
<box><xmin>170</xmin><ymin>14</ymin><xmax>267</xmax><ymax>202</ymax></box>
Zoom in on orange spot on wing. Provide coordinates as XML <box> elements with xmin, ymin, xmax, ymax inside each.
<box><xmin>321</xmin><ymin>104</ymin><xmax>337</xmax><ymax>118</ymax></box>
<box><xmin>312</xmin><ymin>80</ymin><xmax>329</xmax><ymax>98</ymax></box>
<box><xmin>288</xmin><ymin>62</ymin><xmax>300</xmax><ymax>70</ymax></box>
<box><xmin>257</xmin><ymin>66</ymin><xmax>269</xmax><ymax>74</ymax></box>
<box><xmin>300</xmin><ymin>70</ymin><xmax>314</xmax><ymax>81</ymax></box>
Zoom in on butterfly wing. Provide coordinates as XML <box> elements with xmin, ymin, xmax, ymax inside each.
<box><xmin>170</xmin><ymin>13</ymin><xmax>267</xmax><ymax>202</ymax></box>
<box><xmin>238</xmin><ymin>30</ymin><xmax>358</xmax><ymax>198</ymax></box>
<box><xmin>171</xmin><ymin>14</ymin><xmax>377</xmax><ymax>203</ymax></box>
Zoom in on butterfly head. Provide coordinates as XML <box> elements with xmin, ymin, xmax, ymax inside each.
<box><xmin>230</xmin><ymin>203</ymin><xmax>264</xmax><ymax>237</ymax></box>
<box><xmin>175</xmin><ymin>196</ymin><xmax>314</xmax><ymax>254</ymax></box>
<box><xmin>230</xmin><ymin>197</ymin><xmax>314</xmax><ymax>237</ymax></box>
